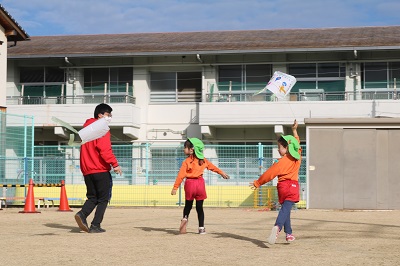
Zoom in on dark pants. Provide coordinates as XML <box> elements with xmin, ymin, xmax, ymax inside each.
<box><xmin>183</xmin><ymin>199</ymin><xmax>205</xmax><ymax>227</ymax></box>
<box><xmin>275</xmin><ymin>200</ymin><xmax>294</xmax><ymax>234</ymax></box>
<box><xmin>80</xmin><ymin>172</ymin><xmax>112</xmax><ymax>227</ymax></box>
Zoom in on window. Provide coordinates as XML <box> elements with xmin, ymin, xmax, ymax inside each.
<box><xmin>362</xmin><ymin>62</ymin><xmax>400</xmax><ymax>89</ymax></box>
<box><xmin>246</xmin><ymin>65</ymin><xmax>273</xmax><ymax>90</ymax></box>
<box><xmin>389</xmin><ymin>62</ymin><xmax>400</xmax><ymax>89</ymax></box>
<box><xmin>20</xmin><ymin>67</ymin><xmax>45</xmax><ymax>83</ymax></box>
<box><xmin>218</xmin><ymin>64</ymin><xmax>272</xmax><ymax>91</ymax></box>
<box><xmin>289</xmin><ymin>63</ymin><xmax>316</xmax><ymax>78</ymax></box>
<box><xmin>110</xmin><ymin>67</ymin><xmax>133</xmax><ymax>93</ymax></box>
<box><xmin>150</xmin><ymin>72</ymin><xmax>202</xmax><ymax>102</ymax></box>
<box><xmin>218</xmin><ymin>65</ymin><xmax>242</xmax><ymax>91</ymax></box>
<box><xmin>318</xmin><ymin>63</ymin><xmax>345</xmax><ymax>78</ymax></box>
<box><xmin>363</xmin><ymin>62</ymin><xmax>387</xmax><ymax>89</ymax></box>
<box><xmin>84</xmin><ymin>67</ymin><xmax>133</xmax><ymax>94</ymax></box>
<box><xmin>19</xmin><ymin>67</ymin><xmax>65</xmax><ymax>103</ymax></box>
<box><xmin>289</xmin><ymin>63</ymin><xmax>345</xmax><ymax>93</ymax></box>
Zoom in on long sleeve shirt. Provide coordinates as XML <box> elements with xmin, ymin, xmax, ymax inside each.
<box><xmin>173</xmin><ymin>155</ymin><xmax>224</xmax><ymax>189</ymax></box>
<box><xmin>253</xmin><ymin>136</ymin><xmax>302</xmax><ymax>188</ymax></box>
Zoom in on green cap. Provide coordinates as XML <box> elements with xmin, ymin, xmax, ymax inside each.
<box><xmin>188</xmin><ymin>138</ymin><xmax>204</xmax><ymax>159</ymax></box>
<box><xmin>281</xmin><ymin>135</ymin><xmax>300</xmax><ymax>160</ymax></box>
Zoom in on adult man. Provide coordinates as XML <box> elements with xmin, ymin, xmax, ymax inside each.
<box><xmin>74</xmin><ymin>103</ymin><xmax>122</xmax><ymax>233</ymax></box>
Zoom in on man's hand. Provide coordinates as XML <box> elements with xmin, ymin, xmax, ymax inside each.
<box><xmin>171</xmin><ymin>189</ymin><xmax>177</xmax><ymax>195</ymax></box>
<box><xmin>113</xmin><ymin>166</ymin><xmax>122</xmax><ymax>175</ymax></box>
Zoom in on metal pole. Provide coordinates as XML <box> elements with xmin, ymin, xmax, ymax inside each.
<box><xmin>61</xmin><ymin>83</ymin><xmax>64</xmax><ymax>103</ymax></box>
<box><xmin>228</xmin><ymin>81</ymin><xmax>232</xmax><ymax>102</ymax></box>
<box><xmin>104</xmin><ymin>83</ymin><xmax>107</xmax><ymax>103</ymax></box>
<box><xmin>20</xmin><ymin>84</ymin><xmax>24</xmax><ymax>105</ymax></box>
<box><xmin>126</xmin><ymin>82</ymin><xmax>129</xmax><ymax>103</ymax></box>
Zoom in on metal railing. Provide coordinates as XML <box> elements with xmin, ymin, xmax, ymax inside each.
<box><xmin>6</xmin><ymin>94</ymin><xmax>136</xmax><ymax>105</ymax></box>
<box><xmin>206</xmin><ymin>90</ymin><xmax>400</xmax><ymax>102</ymax></box>
<box><xmin>6</xmin><ymin>89</ymin><xmax>399</xmax><ymax>105</ymax></box>
<box><xmin>150</xmin><ymin>91</ymin><xmax>202</xmax><ymax>103</ymax></box>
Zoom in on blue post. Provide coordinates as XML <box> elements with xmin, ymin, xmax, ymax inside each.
<box><xmin>23</xmin><ymin>157</ymin><xmax>28</xmax><ymax>184</ymax></box>
<box><xmin>258</xmin><ymin>142</ymin><xmax>263</xmax><ymax>173</ymax></box>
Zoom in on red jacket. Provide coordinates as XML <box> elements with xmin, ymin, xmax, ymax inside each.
<box><xmin>79</xmin><ymin>118</ymin><xmax>119</xmax><ymax>176</ymax></box>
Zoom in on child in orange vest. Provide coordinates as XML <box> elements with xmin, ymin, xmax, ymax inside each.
<box><xmin>250</xmin><ymin>120</ymin><xmax>301</xmax><ymax>244</ymax></box>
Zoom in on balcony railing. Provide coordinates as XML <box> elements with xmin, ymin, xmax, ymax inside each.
<box><xmin>6</xmin><ymin>93</ymin><xmax>136</xmax><ymax>105</ymax></box>
<box><xmin>206</xmin><ymin>90</ymin><xmax>400</xmax><ymax>102</ymax></box>
<box><xmin>6</xmin><ymin>90</ymin><xmax>400</xmax><ymax>105</ymax></box>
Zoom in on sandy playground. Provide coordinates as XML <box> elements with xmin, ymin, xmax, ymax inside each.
<box><xmin>1</xmin><ymin>206</ymin><xmax>400</xmax><ymax>266</ymax></box>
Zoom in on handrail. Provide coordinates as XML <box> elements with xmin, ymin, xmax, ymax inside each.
<box><xmin>6</xmin><ymin>94</ymin><xmax>136</xmax><ymax>105</ymax></box>
<box><xmin>6</xmin><ymin>90</ymin><xmax>400</xmax><ymax>105</ymax></box>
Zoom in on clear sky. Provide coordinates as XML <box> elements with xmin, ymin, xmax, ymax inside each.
<box><xmin>2</xmin><ymin>0</ymin><xmax>400</xmax><ymax>36</ymax></box>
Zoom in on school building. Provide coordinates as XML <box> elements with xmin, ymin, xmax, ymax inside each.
<box><xmin>1</xmin><ymin>2</ymin><xmax>400</xmax><ymax>209</ymax></box>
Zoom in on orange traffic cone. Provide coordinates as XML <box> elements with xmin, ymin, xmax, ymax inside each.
<box><xmin>58</xmin><ymin>180</ymin><xmax>72</xmax><ymax>212</ymax></box>
<box><xmin>19</xmin><ymin>179</ymin><xmax>40</xmax><ymax>213</ymax></box>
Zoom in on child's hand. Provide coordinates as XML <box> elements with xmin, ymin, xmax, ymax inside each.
<box><xmin>221</xmin><ymin>172</ymin><xmax>230</xmax><ymax>179</ymax></box>
<box><xmin>249</xmin><ymin>182</ymin><xmax>257</xmax><ymax>190</ymax></box>
<box><xmin>171</xmin><ymin>189</ymin><xmax>177</xmax><ymax>195</ymax></box>
<box><xmin>292</xmin><ymin>119</ymin><xmax>298</xmax><ymax>131</ymax></box>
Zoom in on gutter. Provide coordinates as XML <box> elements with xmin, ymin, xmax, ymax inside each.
<box><xmin>8</xmin><ymin>45</ymin><xmax>400</xmax><ymax>59</ymax></box>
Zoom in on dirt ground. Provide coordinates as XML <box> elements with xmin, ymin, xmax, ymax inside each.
<box><xmin>1</xmin><ymin>206</ymin><xmax>400</xmax><ymax>266</ymax></box>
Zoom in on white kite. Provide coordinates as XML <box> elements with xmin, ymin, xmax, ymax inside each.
<box><xmin>253</xmin><ymin>71</ymin><xmax>297</xmax><ymax>99</ymax></box>
<box><xmin>52</xmin><ymin>117</ymin><xmax>110</xmax><ymax>146</ymax></box>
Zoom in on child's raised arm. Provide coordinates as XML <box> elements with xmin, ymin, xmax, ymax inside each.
<box><xmin>292</xmin><ymin>119</ymin><xmax>298</xmax><ymax>138</ymax></box>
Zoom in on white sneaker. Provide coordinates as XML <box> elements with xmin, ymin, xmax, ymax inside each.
<box><xmin>198</xmin><ymin>227</ymin><xmax>206</xmax><ymax>234</ymax></box>
<box><xmin>267</xmin><ymin>225</ymin><xmax>280</xmax><ymax>245</ymax></box>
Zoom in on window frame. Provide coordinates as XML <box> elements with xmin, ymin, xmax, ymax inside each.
<box><xmin>149</xmin><ymin>71</ymin><xmax>202</xmax><ymax>103</ymax></box>
<box><xmin>288</xmin><ymin>63</ymin><xmax>346</xmax><ymax>93</ymax></box>
<box><xmin>217</xmin><ymin>64</ymin><xmax>273</xmax><ymax>92</ymax></box>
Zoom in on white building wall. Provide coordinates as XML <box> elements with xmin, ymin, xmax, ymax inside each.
<box><xmin>147</xmin><ymin>104</ymin><xmax>198</xmax><ymax>141</ymax></box>
<box><xmin>199</xmin><ymin>100</ymin><xmax>400</xmax><ymax>126</ymax></box>
<box><xmin>133</xmin><ymin>67</ymin><xmax>150</xmax><ymax>141</ymax></box>
<box><xmin>71</xmin><ymin>68</ymin><xmax>84</xmax><ymax>97</ymax></box>
<box><xmin>272</xmin><ymin>64</ymin><xmax>286</xmax><ymax>73</ymax></box>
<box><xmin>0</xmin><ymin>24</ymin><xmax>6</xmax><ymax>107</ymax></box>
<box><xmin>203</xmin><ymin>65</ymin><xmax>217</xmax><ymax>96</ymax></box>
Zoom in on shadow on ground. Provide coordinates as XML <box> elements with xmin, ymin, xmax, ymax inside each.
<box><xmin>44</xmin><ymin>223</ymin><xmax>82</xmax><ymax>233</ymax></box>
<box><xmin>213</xmin><ymin>232</ymin><xmax>269</xmax><ymax>248</ymax></box>
<box><xmin>135</xmin><ymin>226</ymin><xmax>180</xmax><ymax>235</ymax></box>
